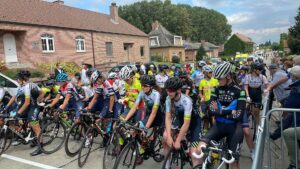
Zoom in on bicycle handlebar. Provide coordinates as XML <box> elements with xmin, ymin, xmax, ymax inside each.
<box><xmin>192</xmin><ymin>145</ymin><xmax>206</xmax><ymax>159</ymax></box>
<box><xmin>192</xmin><ymin>145</ymin><xmax>235</xmax><ymax>164</ymax></box>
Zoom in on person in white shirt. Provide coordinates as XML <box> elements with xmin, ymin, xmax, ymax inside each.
<box><xmin>155</xmin><ymin>65</ymin><xmax>169</xmax><ymax>89</ymax></box>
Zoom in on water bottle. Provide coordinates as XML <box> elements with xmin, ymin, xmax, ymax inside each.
<box><xmin>106</xmin><ymin>121</ymin><xmax>112</xmax><ymax>133</ymax></box>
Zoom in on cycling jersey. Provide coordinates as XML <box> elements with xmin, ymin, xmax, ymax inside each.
<box><xmin>114</xmin><ymin>79</ymin><xmax>126</xmax><ymax>97</ymax></box>
<box><xmin>41</xmin><ymin>85</ymin><xmax>59</xmax><ymax>96</ymax></box>
<box><xmin>244</xmin><ymin>74</ymin><xmax>268</xmax><ymax>88</ymax></box>
<box><xmin>167</xmin><ymin>70</ymin><xmax>174</xmax><ymax>77</ymax></box>
<box><xmin>165</xmin><ymin>94</ymin><xmax>201</xmax><ymax>142</ymax></box>
<box><xmin>148</xmin><ymin>70</ymin><xmax>153</xmax><ymax>76</ymax></box>
<box><xmin>191</xmin><ymin>69</ymin><xmax>204</xmax><ymax>87</ymax></box>
<box><xmin>134</xmin><ymin>73</ymin><xmax>140</xmax><ymax>80</ymax></box>
<box><xmin>155</xmin><ymin>74</ymin><xmax>168</xmax><ymax>88</ymax></box>
<box><xmin>58</xmin><ymin>82</ymin><xmax>81</xmax><ymax>101</ymax></box>
<box><xmin>135</xmin><ymin>89</ymin><xmax>162</xmax><ymax>127</ymax></box>
<box><xmin>124</xmin><ymin>79</ymin><xmax>142</xmax><ymax>108</ymax></box>
<box><xmin>181</xmin><ymin>79</ymin><xmax>194</xmax><ymax>96</ymax></box>
<box><xmin>199</xmin><ymin>78</ymin><xmax>219</xmax><ymax>101</ymax></box>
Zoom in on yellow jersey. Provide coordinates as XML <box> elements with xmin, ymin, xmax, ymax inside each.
<box><xmin>124</xmin><ymin>79</ymin><xmax>142</xmax><ymax>108</ymax></box>
<box><xmin>199</xmin><ymin>78</ymin><xmax>219</xmax><ymax>101</ymax></box>
<box><xmin>167</xmin><ymin>70</ymin><xmax>174</xmax><ymax>77</ymax></box>
<box><xmin>134</xmin><ymin>73</ymin><xmax>140</xmax><ymax>80</ymax></box>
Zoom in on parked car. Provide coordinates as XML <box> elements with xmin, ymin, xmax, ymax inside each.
<box><xmin>0</xmin><ymin>73</ymin><xmax>19</xmax><ymax>97</ymax></box>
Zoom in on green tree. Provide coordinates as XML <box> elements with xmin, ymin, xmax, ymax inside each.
<box><xmin>279</xmin><ymin>33</ymin><xmax>288</xmax><ymax>50</ymax></box>
<box><xmin>196</xmin><ymin>46</ymin><xmax>206</xmax><ymax>61</ymax></box>
<box><xmin>288</xmin><ymin>6</ymin><xmax>300</xmax><ymax>54</ymax></box>
<box><xmin>172</xmin><ymin>55</ymin><xmax>180</xmax><ymax>63</ymax></box>
<box><xmin>224</xmin><ymin>35</ymin><xmax>251</xmax><ymax>56</ymax></box>
<box><xmin>119</xmin><ymin>0</ymin><xmax>231</xmax><ymax>45</ymax></box>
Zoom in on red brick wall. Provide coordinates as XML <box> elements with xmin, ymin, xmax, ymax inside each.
<box><xmin>185</xmin><ymin>50</ymin><xmax>196</xmax><ymax>61</ymax></box>
<box><xmin>0</xmin><ymin>23</ymin><xmax>149</xmax><ymax>70</ymax></box>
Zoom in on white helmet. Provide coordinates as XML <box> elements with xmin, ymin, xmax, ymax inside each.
<box><xmin>108</xmin><ymin>72</ymin><xmax>118</xmax><ymax>79</ymax></box>
<box><xmin>203</xmin><ymin>65</ymin><xmax>213</xmax><ymax>73</ymax></box>
<box><xmin>131</xmin><ymin>65</ymin><xmax>138</xmax><ymax>72</ymax></box>
<box><xmin>213</xmin><ymin>62</ymin><xmax>232</xmax><ymax>79</ymax></box>
<box><xmin>119</xmin><ymin>66</ymin><xmax>133</xmax><ymax>80</ymax></box>
<box><xmin>91</xmin><ymin>70</ymin><xmax>102</xmax><ymax>82</ymax></box>
<box><xmin>198</xmin><ymin>61</ymin><xmax>206</xmax><ymax>67</ymax></box>
<box><xmin>150</xmin><ymin>65</ymin><xmax>154</xmax><ymax>68</ymax></box>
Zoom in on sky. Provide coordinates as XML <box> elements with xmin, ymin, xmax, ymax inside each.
<box><xmin>53</xmin><ymin>0</ymin><xmax>299</xmax><ymax>44</ymax></box>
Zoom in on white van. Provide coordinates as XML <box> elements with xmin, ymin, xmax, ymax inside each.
<box><xmin>0</xmin><ymin>73</ymin><xmax>19</xmax><ymax>97</ymax></box>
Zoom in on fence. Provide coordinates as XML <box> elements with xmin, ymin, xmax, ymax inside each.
<box><xmin>252</xmin><ymin>92</ymin><xmax>300</xmax><ymax>169</ymax></box>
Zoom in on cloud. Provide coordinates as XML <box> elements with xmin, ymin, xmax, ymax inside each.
<box><xmin>227</xmin><ymin>13</ymin><xmax>252</xmax><ymax>24</ymax></box>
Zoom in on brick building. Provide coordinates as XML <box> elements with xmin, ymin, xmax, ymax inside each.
<box><xmin>0</xmin><ymin>0</ymin><xmax>149</xmax><ymax>71</ymax></box>
<box><xmin>184</xmin><ymin>40</ymin><xmax>219</xmax><ymax>61</ymax></box>
<box><xmin>149</xmin><ymin>21</ymin><xmax>185</xmax><ymax>62</ymax></box>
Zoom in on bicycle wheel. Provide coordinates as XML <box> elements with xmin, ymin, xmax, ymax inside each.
<box><xmin>250</xmin><ymin>115</ymin><xmax>257</xmax><ymax>141</ymax></box>
<box><xmin>103</xmin><ymin>129</ymin><xmax>124</xmax><ymax>169</ymax></box>
<box><xmin>113</xmin><ymin>140</ymin><xmax>138</xmax><ymax>169</ymax></box>
<box><xmin>0</xmin><ymin>128</ymin><xmax>8</xmax><ymax>155</ymax></box>
<box><xmin>152</xmin><ymin>129</ymin><xmax>164</xmax><ymax>162</ymax></box>
<box><xmin>161</xmin><ymin>148</ymin><xmax>183</xmax><ymax>169</ymax></box>
<box><xmin>38</xmin><ymin>120</ymin><xmax>66</xmax><ymax>154</ymax></box>
<box><xmin>65</xmin><ymin>122</ymin><xmax>87</xmax><ymax>157</ymax></box>
<box><xmin>78</xmin><ymin>128</ymin><xmax>95</xmax><ymax>167</ymax></box>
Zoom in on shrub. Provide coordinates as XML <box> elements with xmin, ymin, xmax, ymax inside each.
<box><xmin>2</xmin><ymin>69</ymin><xmax>45</xmax><ymax>79</ymax></box>
<box><xmin>0</xmin><ymin>61</ymin><xmax>7</xmax><ymax>72</ymax></box>
<box><xmin>151</xmin><ymin>55</ymin><xmax>163</xmax><ymax>62</ymax></box>
<box><xmin>39</xmin><ymin>62</ymin><xmax>81</xmax><ymax>75</ymax></box>
<box><xmin>172</xmin><ymin>55</ymin><xmax>180</xmax><ymax>63</ymax></box>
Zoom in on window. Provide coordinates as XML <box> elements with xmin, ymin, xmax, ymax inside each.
<box><xmin>106</xmin><ymin>42</ymin><xmax>113</xmax><ymax>56</ymax></box>
<box><xmin>41</xmin><ymin>33</ymin><xmax>55</xmax><ymax>52</ymax></box>
<box><xmin>150</xmin><ymin>36</ymin><xmax>159</xmax><ymax>46</ymax></box>
<box><xmin>140</xmin><ymin>46</ymin><xmax>144</xmax><ymax>57</ymax></box>
<box><xmin>174</xmin><ymin>36</ymin><xmax>182</xmax><ymax>46</ymax></box>
<box><xmin>75</xmin><ymin>36</ymin><xmax>85</xmax><ymax>52</ymax></box>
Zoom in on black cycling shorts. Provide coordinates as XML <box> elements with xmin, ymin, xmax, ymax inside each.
<box><xmin>249</xmin><ymin>87</ymin><xmax>262</xmax><ymax>104</ymax></box>
<box><xmin>201</xmin><ymin>122</ymin><xmax>244</xmax><ymax>160</ymax></box>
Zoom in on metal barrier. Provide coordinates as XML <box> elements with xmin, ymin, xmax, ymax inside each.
<box><xmin>252</xmin><ymin>92</ymin><xmax>300</xmax><ymax>169</ymax></box>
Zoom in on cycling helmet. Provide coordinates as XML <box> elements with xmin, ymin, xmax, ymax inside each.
<box><xmin>203</xmin><ymin>65</ymin><xmax>213</xmax><ymax>73</ymax></box>
<box><xmin>131</xmin><ymin>65</ymin><xmax>138</xmax><ymax>72</ymax></box>
<box><xmin>170</xmin><ymin>65</ymin><xmax>175</xmax><ymax>70</ymax></box>
<box><xmin>56</xmin><ymin>72</ymin><xmax>68</xmax><ymax>82</ymax></box>
<box><xmin>150</xmin><ymin>65</ymin><xmax>154</xmax><ymax>68</ymax></box>
<box><xmin>251</xmin><ymin>63</ymin><xmax>264</xmax><ymax>71</ymax></box>
<box><xmin>16</xmin><ymin>70</ymin><xmax>31</xmax><ymax>80</ymax></box>
<box><xmin>198</xmin><ymin>61</ymin><xmax>206</xmax><ymax>67</ymax></box>
<box><xmin>140</xmin><ymin>75</ymin><xmax>156</xmax><ymax>86</ymax></box>
<box><xmin>247</xmin><ymin>57</ymin><xmax>254</xmax><ymax>61</ymax></box>
<box><xmin>46</xmin><ymin>79</ymin><xmax>56</xmax><ymax>86</ymax></box>
<box><xmin>213</xmin><ymin>62</ymin><xmax>232</xmax><ymax>79</ymax></box>
<box><xmin>108</xmin><ymin>72</ymin><xmax>118</xmax><ymax>79</ymax></box>
<box><xmin>119</xmin><ymin>66</ymin><xmax>133</xmax><ymax>80</ymax></box>
<box><xmin>178</xmin><ymin>71</ymin><xmax>188</xmax><ymax>78</ymax></box>
<box><xmin>86</xmin><ymin>68</ymin><xmax>94</xmax><ymax>78</ymax></box>
<box><xmin>165</xmin><ymin>77</ymin><xmax>183</xmax><ymax>90</ymax></box>
<box><xmin>240</xmin><ymin>65</ymin><xmax>249</xmax><ymax>71</ymax></box>
<box><xmin>91</xmin><ymin>70</ymin><xmax>102</xmax><ymax>82</ymax></box>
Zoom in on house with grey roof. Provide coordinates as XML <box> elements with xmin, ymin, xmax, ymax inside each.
<box><xmin>148</xmin><ymin>21</ymin><xmax>185</xmax><ymax>62</ymax></box>
<box><xmin>0</xmin><ymin>0</ymin><xmax>149</xmax><ymax>71</ymax></box>
<box><xmin>184</xmin><ymin>40</ymin><xmax>219</xmax><ymax>61</ymax></box>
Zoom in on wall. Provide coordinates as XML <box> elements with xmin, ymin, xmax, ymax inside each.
<box><xmin>0</xmin><ymin>23</ymin><xmax>149</xmax><ymax>71</ymax></box>
<box><xmin>150</xmin><ymin>47</ymin><xmax>185</xmax><ymax>62</ymax></box>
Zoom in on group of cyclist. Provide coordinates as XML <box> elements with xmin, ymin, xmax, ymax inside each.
<box><xmin>0</xmin><ymin>57</ymin><xmax>270</xmax><ymax>169</ymax></box>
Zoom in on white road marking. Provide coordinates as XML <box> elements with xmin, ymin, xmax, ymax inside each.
<box><xmin>1</xmin><ymin>154</ymin><xmax>62</xmax><ymax>169</ymax></box>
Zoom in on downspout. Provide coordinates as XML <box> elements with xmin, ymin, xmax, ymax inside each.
<box><xmin>91</xmin><ymin>31</ymin><xmax>95</xmax><ymax>67</ymax></box>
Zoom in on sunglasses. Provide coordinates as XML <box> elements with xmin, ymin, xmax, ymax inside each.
<box><xmin>166</xmin><ymin>88</ymin><xmax>176</xmax><ymax>93</ymax></box>
<box><xmin>142</xmin><ymin>84</ymin><xmax>150</xmax><ymax>88</ymax></box>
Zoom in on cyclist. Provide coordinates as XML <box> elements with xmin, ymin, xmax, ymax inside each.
<box><xmin>191</xmin><ymin>61</ymin><xmax>206</xmax><ymax>94</ymax></box>
<box><xmin>148</xmin><ymin>65</ymin><xmax>155</xmax><ymax>76</ymax></box>
<box><xmin>244</xmin><ymin>62</ymin><xmax>268</xmax><ymax>125</ymax></box>
<box><xmin>167</xmin><ymin>65</ymin><xmax>174</xmax><ymax>77</ymax></box>
<box><xmin>199</xmin><ymin>65</ymin><xmax>219</xmax><ymax>134</ymax></box>
<box><xmin>49</xmin><ymin>72</ymin><xmax>84</xmax><ymax>121</ymax></box>
<box><xmin>119</xmin><ymin>66</ymin><xmax>143</xmax><ymax>122</ymax></box>
<box><xmin>155</xmin><ymin>65</ymin><xmax>169</xmax><ymax>89</ymax></box>
<box><xmin>5</xmin><ymin>70</ymin><xmax>43</xmax><ymax>156</ymax></box>
<box><xmin>163</xmin><ymin>77</ymin><xmax>202</xmax><ymax>168</ymax></box>
<box><xmin>178</xmin><ymin>71</ymin><xmax>194</xmax><ymax>96</ymax></box>
<box><xmin>40</xmin><ymin>79</ymin><xmax>59</xmax><ymax>103</ymax></box>
<box><xmin>198</xmin><ymin>62</ymin><xmax>246</xmax><ymax>169</ymax></box>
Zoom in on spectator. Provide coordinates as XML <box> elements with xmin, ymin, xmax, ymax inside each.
<box><xmin>54</xmin><ymin>63</ymin><xmax>64</xmax><ymax>77</ymax></box>
<box><xmin>81</xmin><ymin>63</ymin><xmax>91</xmax><ymax>86</ymax></box>
<box><xmin>293</xmin><ymin>55</ymin><xmax>300</xmax><ymax>66</ymax></box>
<box><xmin>265</xmin><ymin>64</ymin><xmax>291</xmax><ymax>106</ymax></box>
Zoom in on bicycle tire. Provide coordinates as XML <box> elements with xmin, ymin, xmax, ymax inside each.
<box><xmin>38</xmin><ymin>120</ymin><xmax>66</xmax><ymax>154</ymax></box>
<box><xmin>103</xmin><ymin>129</ymin><xmax>124</xmax><ymax>169</ymax></box>
<box><xmin>161</xmin><ymin>148</ymin><xmax>185</xmax><ymax>169</ymax></box>
<box><xmin>152</xmin><ymin>129</ymin><xmax>164</xmax><ymax>162</ymax></box>
<box><xmin>78</xmin><ymin>127</ymin><xmax>95</xmax><ymax>167</ymax></box>
<box><xmin>65</xmin><ymin>122</ymin><xmax>87</xmax><ymax>157</ymax></box>
<box><xmin>113</xmin><ymin>140</ymin><xmax>137</xmax><ymax>169</ymax></box>
<box><xmin>0</xmin><ymin>128</ymin><xmax>8</xmax><ymax>155</ymax></box>
<box><xmin>251</xmin><ymin>115</ymin><xmax>257</xmax><ymax>141</ymax></box>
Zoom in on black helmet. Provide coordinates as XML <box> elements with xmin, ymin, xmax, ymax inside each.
<box><xmin>140</xmin><ymin>75</ymin><xmax>156</xmax><ymax>86</ymax></box>
<box><xmin>178</xmin><ymin>71</ymin><xmax>188</xmax><ymax>78</ymax></box>
<box><xmin>158</xmin><ymin>64</ymin><xmax>168</xmax><ymax>72</ymax></box>
<box><xmin>251</xmin><ymin>63</ymin><xmax>264</xmax><ymax>71</ymax></box>
<box><xmin>46</xmin><ymin>79</ymin><xmax>56</xmax><ymax>86</ymax></box>
<box><xmin>240</xmin><ymin>65</ymin><xmax>249</xmax><ymax>71</ymax></box>
<box><xmin>16</xmin><ymin>70</ymin><xmax>31</xmax><ymax>80</ymax></box>
<box><xmin>165</xmin><ymin>77</ymin><xmax>183</xmax><ymax>90</ymax></box>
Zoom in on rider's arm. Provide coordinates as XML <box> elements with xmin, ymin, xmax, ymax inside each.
<box><xmin>6</xmin><ymin>96</ymin><xmax>16</xmax><ymax>108</ymax></box>
<box><xmin>86</xmin><ymin>93</ymin><xmax>98</xmax><ymax>110</ymax></box>
<box><xmin>60</xmin><ymin>93</ymin><xmax>70</xmax><ymax>110</ymax></box>
<box><xmin>165</xmin><ymin>98</ymin><xmax>172</xmax><ymax>138</ymax></box>
<box><xmin>145</xmin><ymin>92</ymin><xmax>160</xmax><ymax>128</ymax></box>
<box><xmin>124</xmin><ymin>92</ymin><xmax>144</xmax><ymax>121</ymax></box>
<box><xmin>49</xmin><ymin>93</ymin><xmax>61</xmax><ymax>108</ymax></box>
<box><xmin>176</xmin><ymin>97</ymin><xmax>192</xmax><ymax>143</ymax></box>
<box><xmin>244</xmin><ymin>75</ymin><xmax>250</xmax><ymax>97</ymax></box>
<box><xmin>267</xmin><ymin>74</ymin><xmax>287</xmax><ymax>91</ymax></box>
<box><xmin>109</xmin><ymin>95</ymin><xmax>114</xmax><ymax>112</ymax></box>
<box><xmin>198</xmin><ymin>81</ymin><xmax>205</xmax><ymax>101</ymax></box>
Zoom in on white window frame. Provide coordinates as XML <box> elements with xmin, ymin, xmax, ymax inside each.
<box><xmin>150</xmin><ymin>36</ymin><xmax>159</xmax><ymax>47</ymax></box>
<box><xmin>41</xmin><ymin>33</ymin><xmax>55</xmax><ymax>53</ymax></box>
<box><xmin>174</xmin><ymin>36</ymin><xmax>183</xmax><ymax>46</ymax></box>
<box><xmin>75</xmin><ymin>36</ymin><xmax>85</xmax><ymax>52</ymax></box>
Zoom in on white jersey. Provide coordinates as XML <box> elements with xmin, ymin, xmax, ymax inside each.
<box><xmin>114</xmin><ymin>79</ymin><xmax>126</xmax><ymax>96</ymax></box>
<box><xmin>155</xmin><ymin>74</ymin><xmax>168</xmax><ymax>88</ymax></box>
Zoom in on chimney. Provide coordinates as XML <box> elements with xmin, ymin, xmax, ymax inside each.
<box><xmin>151</xmin><ymin>20</ymin><xmax>160</xmax><ymax>31</ymax></box>
<box><xmin>110</xmin><ymin>3</ymin><xmax>119</xmax><ymax>24</ymax></box>
<box><xmin>53</xmin><ymin>0</ymin><xmax>64</xmax><ymax>5</ymax></box>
